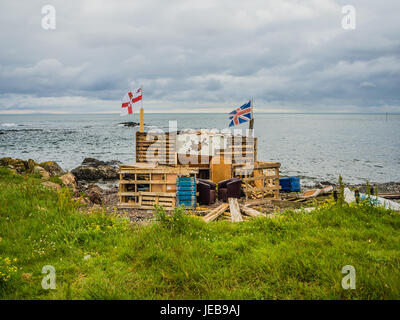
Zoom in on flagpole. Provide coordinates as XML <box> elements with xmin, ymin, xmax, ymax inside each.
<box><xmin>139</xmin><ymin>85</ymin><xmax>144</xmax><ymax>133</ymax></box>
<box><xmin>249</xmin><ymin>98</ymin><xmax>254</xmax><ymax>131</ymax></box>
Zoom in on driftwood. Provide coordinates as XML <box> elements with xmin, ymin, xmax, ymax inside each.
<box><xmin>202</xmin><ymin>203</ymin><xmax>229</xmax><ymax>222</ymax></box>
<box><xmin>229</xmin><ymin>198</ymin><xmax>243</xmax><ymax>222</ymax></box>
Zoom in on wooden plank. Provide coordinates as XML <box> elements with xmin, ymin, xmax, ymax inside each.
<box><xmin>243</xmin><ymin>186</ymin><xmax>281</xmax><ymax>193</ymax></box>
<box><xmin>239</xmin><ymin>204</ymin><xmax>264</xmax><ymax>217</ymax></box>
<box><xmin>118</xmin><ymin>192</ymin><xmax>141</xmax><ymax>196</ymax></box>
<box><xmin>118</xmin><ymin>191</ymin><xmax>176</xmax><ymax>197</ymax></box>
<box><xmin>142</xmin><ymin>196</ymin><xmax>175</xmax><ymax>200</ymax></box>
<box><xmin>118</xmin><ymin>204</ymin><xmax>174</xmax><ymax>210</ymax></box>
<box><xmin>203</xmin><ymin>203</ymin><xmax>229</xmax><ymax>222</ymax></box>
<box><xmin>244</xmin><ymin>199</ymin><xmax>272</xmax><ymax>207</ymax></box>
<box><xmin>210</xmin><ymin>155</ymin><xmax>232</xmax><ymax>183</ymax></box>
<box><xmin>243</xmin><ymin>175</ymin><xmax>280</xmax><ymax>182</ymax></box>
<box><xmin>120</xmin><ymin>180</ymin><xmax>176</xmax><ymax>185</ymax></box>
<box><xmin>136</xmin><ymin>150</ymin><xmax>176</xmax><ymax>155</ymax></box>
<box><xmin>119</xmin><ymin>168</ymin><xmax>197</xmax><ymax>175</ymax></box>
<box><xmin>229</xmin><ymin>198</ymin><xmax>243</xmax><ymax>222</ymax></box>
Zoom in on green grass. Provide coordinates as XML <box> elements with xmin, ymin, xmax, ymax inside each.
<box><xmin>0</xmin><ymin>167</ymin><xmax>399</xmax><ymax>299</ymax></box>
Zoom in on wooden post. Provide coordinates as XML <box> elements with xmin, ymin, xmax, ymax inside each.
<box><xmin>139</xmin><ymin>107</ymin><xmax>144</xmax><ymax>132</ymax></box>
<box><xmin>249</xmin><ymin>98</ymin><xmax>254</xmax><ymax>130</ymax></box>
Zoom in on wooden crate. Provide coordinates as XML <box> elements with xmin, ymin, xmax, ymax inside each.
<box><xmin>118</xmin><ymin>163</ymin><xmax>197</xmax><ymax>209</ymax></box>
<box><xmin>234</xmin><ymin>161</ymin><xmax>281</xmax><ymax>200</ymax></box>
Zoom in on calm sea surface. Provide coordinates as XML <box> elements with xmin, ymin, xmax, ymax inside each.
<box><xmin>1</xmin><ymin>113</ymin><xmax>399</xmax><ymax>185</ymax></box>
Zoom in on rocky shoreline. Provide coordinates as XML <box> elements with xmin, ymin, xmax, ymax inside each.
<box><xmin>0</xmin><ymin>157</ymin><xmax>158</xmax><ymax>223</ymax></box>
<box><xmin>1</xmin><ymin>156</ymin><xmax>399</xmax><ymax>222</ymax></box>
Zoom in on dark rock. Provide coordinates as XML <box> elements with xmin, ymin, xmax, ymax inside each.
<box><xmin>118</xmin><ymin>121</ymin><xmax>148</xmax><ymax>128</ymax></box>
<box><xmin>72</xmin><ymin>158</ymin><xmax>119</xmax><ymax>181</ymax></box>
<box><xmin>119</xmin><ymin>121</ymin><xmax>141</xmax><ymax>127</ymax></box>
<box><xmin>86</xmin><ymin>184</ymin><xmax>103</xmax><ymax>204</ymax></box>
<box><xmin>0</xmin><ymin>157</ymin><xmax>12</xmax><ymax>167</ymax></box>
<box><xmin>81</xmin><ymin>157</ymin><xmax>121</xmax><ymax>169</ymax></box>
<box><xmin>1</xmin><ymin>157</ymin><xmax>64</xmax><ymax>176</ymax></box>
<box><xmin>81</xmin><ymin>157</ymin><xmax>107</xmax><ymax>167</ymax></box>
<box><xmin>0</xmin><ymin>157</ymin><xmax>30</xmax><ymax>173</ymax></box>
<box><xmin>38</xmin><ymin>161</ymin><xmax>65</xmax><ymax>176</ymax></box>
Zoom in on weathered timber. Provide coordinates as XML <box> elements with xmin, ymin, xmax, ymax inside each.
<box><xmin>239</xmin><ymin>204</ymin><xmax>264</xmax><ymax>217</ymax></box>
<box><xmin>229</xmin><ymin>198</ymin><xmax>243</xmax><ymax>222</ymax></box>
<box><xmin>203</xmin><ymin>203</ymin><xmax>229</xmax><ymax>222</ymax></box>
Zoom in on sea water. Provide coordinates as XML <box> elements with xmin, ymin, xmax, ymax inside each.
<box><xmin>1</xmin><ymin>113</ymin><xmax>399</xmax><ymax>185</ymax></box>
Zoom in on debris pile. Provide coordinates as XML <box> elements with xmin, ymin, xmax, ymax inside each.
<box><xmin>202</xmin><ymin>198</ymin><xmax>275</xmax><ymax>223</ymax></box>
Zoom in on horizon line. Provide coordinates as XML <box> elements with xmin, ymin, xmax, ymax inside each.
<box><xmin>1</xmin><ymin>111</ymin><xmax>399</xmax><ymax>115</ymax></box>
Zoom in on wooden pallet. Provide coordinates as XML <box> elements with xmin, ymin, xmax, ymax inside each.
<box><xmin>137</xmin><ymin>131</ymin><xmax>257</xmax><ymax>167</ymax></box>
<box><xmin>118</xmin><ymin>191</ymin><xmax>176</xmax><ymax>210</ymax></box>
<box><xmin>235</xmin><ymin>161</ymin><xmax>281</xmax><ymax>201</ymax></box>
<box><xmin>118</xmin><ymin>163</ymin><xmax>198</xmax><ymax>209</ymax></box>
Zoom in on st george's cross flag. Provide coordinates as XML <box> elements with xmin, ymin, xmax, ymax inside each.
<box><xmin>228</xmin><ymin>100</ymin><xmax>252</xmax><ymax>127</ymax></box>
<box><xmin>121</xmin><ymin>87</ymin><xmax>142</xmax><ymax>116</ymax></box>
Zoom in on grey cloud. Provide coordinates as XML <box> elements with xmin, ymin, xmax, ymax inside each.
<box><xmin>0</xmin><ymin>0</ymin><xmax>399</xmax><ymax>113</ymax></box>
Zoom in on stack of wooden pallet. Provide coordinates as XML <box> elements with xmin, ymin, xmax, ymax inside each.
<box><xmin>136</xmin><ymin>131</ymin><xmax>177</xmax><ymax>164</ymax></box>
<box><xmin>118</xmin><ymin>163</ymin><xmax>197</xmax><ymax>210</ymax></box>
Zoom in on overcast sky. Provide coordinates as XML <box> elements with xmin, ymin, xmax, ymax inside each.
<box><xmin>0</xmin><ymin>0</ymin><xmax>399</xmax><ymax>113</ymax></box>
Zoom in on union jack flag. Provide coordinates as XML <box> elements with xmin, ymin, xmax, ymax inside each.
<box><xmin>229</xmin><ymin>101</ymin><xmax>252</xmax><ymax>127</ymax></box>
